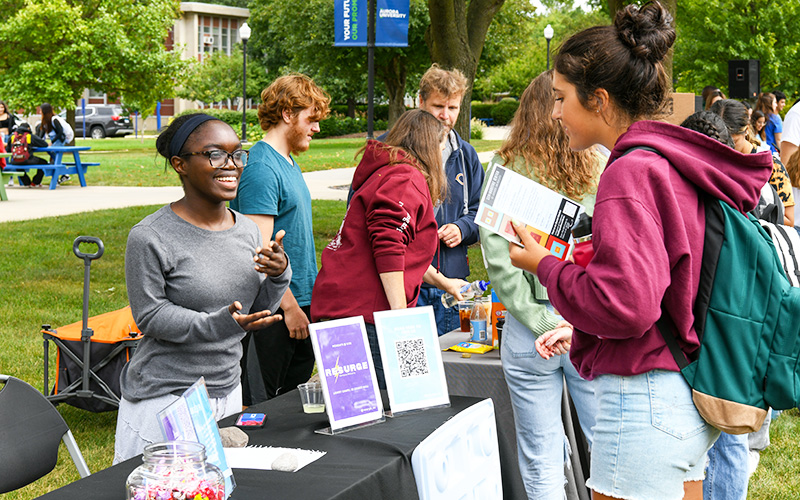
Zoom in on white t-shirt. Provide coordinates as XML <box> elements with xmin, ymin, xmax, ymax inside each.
<box><xmin>52</xmin><ymin>115</ymin><xmax>74</xmax><ymax>143</ymax></box>
<box><xmin>782</xmin><ymin>103</ymin><xmax>800</xmax><ymax>148</ymax></box>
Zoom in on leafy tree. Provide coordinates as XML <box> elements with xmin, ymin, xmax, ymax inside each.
<box><xmin>0</xmin><ymin>0</ymin><xmax>187</xmax><ymax>123</ymax></box>
<box><xmin>247</xmin><ymin>0</ymin><xmax>431</xmax><ymax>126</ymax></box>
<box><xmin>673</xmin><ymin>0</ymin><xmax>800</xmax><ymax>98</ymax></box>
<box><xmin>473</xmin><ymin>2</ymin><xmax>609</xmax><ymax>100</ymax></box>
<box><xmin>177</xmin><ymin>50</ymin><xmax>270</xmax><ymax>106</ymax></box>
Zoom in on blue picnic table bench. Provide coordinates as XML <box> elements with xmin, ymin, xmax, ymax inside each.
<box><xmin>5</xmin><ymin>145</ymin><xmax>99</xmax><ymax>190</ymax></box>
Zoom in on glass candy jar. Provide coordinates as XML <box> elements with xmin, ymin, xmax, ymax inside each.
<box><xmin>126</xmin><ymin>441</ymin><xmax>225</xmax><ymax>500</ymax></box>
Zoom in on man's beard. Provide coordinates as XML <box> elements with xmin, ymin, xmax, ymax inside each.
<box><xmin>287</xmin><ymin>119</ymin><xmax>310</xmax><ymax>154</ymax></box>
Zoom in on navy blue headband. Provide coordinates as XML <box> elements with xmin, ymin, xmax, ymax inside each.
<box><xmin>168</xmin><ymin>114</ymin><xmax>221</xmax><ymax>158</ymax></box>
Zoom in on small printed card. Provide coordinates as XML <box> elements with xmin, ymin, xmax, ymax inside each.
<box><xmin>309</xmin><ymin>316</ymin><xmax>384</xmax><ymax>432</ymax></box>
<box><xmin>374</xmin><ymin>307</ymin><xmax>449</xmax><ymax>415</ymax></box>
<box><xmin>158</xmin><ymin>377</ymin><xmax>236</xmax><ymax>498</ymax></box>
<box><xmin>478</xmin><ymin>162</ymin><xmax>584</xmax><ymax>260</ymax></box>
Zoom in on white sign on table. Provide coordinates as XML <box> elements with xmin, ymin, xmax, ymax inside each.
<box><xmin>374</xmin><ymin>306</ymin><xmax>449</xmax><ymax>416</ymax></box>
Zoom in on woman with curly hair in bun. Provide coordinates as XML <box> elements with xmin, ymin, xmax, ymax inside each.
<box><xmin>481</xmin><ymin>70</ymin><xmax>601</xmax><ymax>500</ymax></box>
<box><xmin>507</xmin><ymin>2</ymin><xmax>773</xmax><ymax>499</ymax></box>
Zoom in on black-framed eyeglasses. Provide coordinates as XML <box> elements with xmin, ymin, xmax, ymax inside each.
<box><xmin>179</xmin><ymin>149</ymin><xmax>248</xmax><ymax>168</ymax></box>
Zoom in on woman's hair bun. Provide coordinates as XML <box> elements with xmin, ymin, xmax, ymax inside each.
<box><xmin>615</xmin><ymin>1</ymin><xmax>675</xmax><ymax>63</ymax></box>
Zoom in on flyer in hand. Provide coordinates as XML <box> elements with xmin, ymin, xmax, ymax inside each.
<box><xmin>477</xmin><ymin>162</ymin><xmax>584</xmax><ymax>260</ymax></box>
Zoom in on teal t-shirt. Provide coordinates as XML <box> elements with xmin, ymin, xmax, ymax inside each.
<box><xmin>230</xmin><ymin>141</ymin><xmax>317</xmax><ymax>306</ymax></box>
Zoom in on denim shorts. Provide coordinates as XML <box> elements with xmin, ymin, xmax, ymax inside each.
<box><xmin>587</xmin><ymin>370</ymin><xmax>720</xmax><ymax>500</ymax></box>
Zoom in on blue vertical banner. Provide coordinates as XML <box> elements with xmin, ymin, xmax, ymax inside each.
<box><xmin>376</xmin><ymin>0</ymin><xmax>409</xmax><ymax>47</ymax></box>
<box><xmin>335</xmin><ymin>0</ymin><xmax>367</xmax><ymax>46</ymax></box>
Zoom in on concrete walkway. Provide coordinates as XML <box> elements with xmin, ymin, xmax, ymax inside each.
<box><xmin>0</xmin><ymin>126</ymin><xmax>508</xmax><ymax>224</ymax></box>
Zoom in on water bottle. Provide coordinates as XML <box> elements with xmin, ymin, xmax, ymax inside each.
<box><xmin>470</xmin><ymin>297</ymin><xmax>489</xmax><ymax>344</ymax></box>
<box><xmin>571</xmin><ymin>213</ymin><xmax>594</xmax><ymax>268</ymax></box>
<box><xmin>441</xmin><ymin>280</ymin><xmax>491</xmax><ymax>308</ymax></box>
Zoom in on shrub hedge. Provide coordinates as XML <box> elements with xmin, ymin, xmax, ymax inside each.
<box><xmin>176</xmin><ymin>108</ymin><xmax>387</xmax><ymax>139</ymax></box>
<box><xmin>490</xmin><ymin>100</ymin><xmax>519</xmax><ymax>126</ymax></box>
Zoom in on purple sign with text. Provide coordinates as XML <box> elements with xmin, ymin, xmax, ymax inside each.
<box><xmin>310</xmin><ymin>317</ymin><xmax>384</xmax><ymax>431</ymax></box>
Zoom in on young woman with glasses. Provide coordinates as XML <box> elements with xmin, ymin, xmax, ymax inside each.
<box><xmin>114</xmin><ymin>113</ymin><xmax>292</xmax><ymax>463</ymax></box>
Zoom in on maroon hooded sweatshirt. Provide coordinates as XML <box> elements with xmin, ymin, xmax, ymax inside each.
<box><xmin>311</xmin><ymin>140</ymin><xmax>438</xmax><ymax>324</ymax></box>
<box><xmin>537</xmin><ymin>120</ymin><xmax>774</xmax><ymax>380</ymax></box>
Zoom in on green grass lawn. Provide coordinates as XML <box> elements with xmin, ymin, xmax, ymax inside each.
<box><xmin>2</xmin><ymin>136</ymin><xmax>797</xmax><ymax>499</ymax></box>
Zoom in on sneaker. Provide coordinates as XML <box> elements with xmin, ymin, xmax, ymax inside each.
<box><xmin>7</xmin><ymin>178</ymin><xmax>13</xmax><ymax>187</ymax></box>
<box><xmin>30</xmin><ymin>183</ymin><xmax>40</xmax><ymax>188</ymax></box>
<box><xmin>58</xmin><ymin>174</ymin><xmax>70</xmax><ymax>184</ymax></box>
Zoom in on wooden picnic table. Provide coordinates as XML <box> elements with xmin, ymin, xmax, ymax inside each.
<box><xmin>4</xmin><ymin>145</ymin><xmax>99</xmax><ymax>190</ymax></box>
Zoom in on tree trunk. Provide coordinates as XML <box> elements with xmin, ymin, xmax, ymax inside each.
<box><xmin>426</xmin><ymin>0</ymin><xmax>505</xmax><ymax>141</ymax></box>
<box><xmin>380</xmin><ymin>55</ymin><xmax>409</xmax><ymax>128</ymax></box>
<box><xmin>66</xmin><ymin>109</ymin><xmax>76</xmax><ymax>146</ymax></box>
<box><xmin>346</xmin><ymin>97</ymin><xmax>356</xmax><ymax>118</ymax></box>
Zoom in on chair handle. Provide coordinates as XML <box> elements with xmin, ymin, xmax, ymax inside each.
<box><xmin>73</xmin><ymin>236</ymin><xmax>104</xmax><ymax>261</ymax></box>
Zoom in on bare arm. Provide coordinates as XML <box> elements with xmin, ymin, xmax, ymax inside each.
<box><xmin>422</xmin><ymin>265</ymin><xmax>468</xmax><ymax>299</ymax></box>
<box><xmin>785</xmin><ymin>205</ymin><xmax>795</xmax><ymax>227</ymax></box>
<box><xmin>379</xmin><ymin>271</ymin><xmax>407</xmax><ymax>310</ymax></box>
<box><xmin>781</xmin><ymin>141</ymin><xmax>798</xmax><ymax>167</ymax></box>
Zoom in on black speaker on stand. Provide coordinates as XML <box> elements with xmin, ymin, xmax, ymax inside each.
<box><xmin>728</xmin><ymin>59</ymin><xmax>760</xmax><ymax>99</ymax></box>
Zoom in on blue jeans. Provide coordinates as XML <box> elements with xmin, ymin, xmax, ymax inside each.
<box><xmin>501</xmin><ymin>312</ymin><xmax>596</xmax><ymax>500</ymax></box>
<box><xmin>704</xmin><ymin>431</ymin><xmax>748</xmax><ymax>500</ymax></box>
<box><xmin>49</xmin><ymin>138</ymin><xmax>64</xmax><ymax>163</ymax></box>
<box><xmin>590</xmin><ymin>370</ymin><xmax>718</xmax><ymax>500</ymax></box>
<box><xmin>416</xmin><ymin>286</ymin><xmax>460</xmax><ymax>336</ymax></box>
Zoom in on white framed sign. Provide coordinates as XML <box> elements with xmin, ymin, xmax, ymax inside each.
<box><xmin>374</xmin><ymin>306</ymin><xmax>449</xmax><ymax>415</ymax></box>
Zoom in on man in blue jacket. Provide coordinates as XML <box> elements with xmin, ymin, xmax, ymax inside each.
<box><xmin>383</xmin><ymin>64</ymin><xmax>484</xmax><ymax>335</ymax></box>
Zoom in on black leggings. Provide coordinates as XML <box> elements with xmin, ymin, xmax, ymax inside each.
<box><xmin>9</xmin><ymin>156</ymin><xmax>48</xmax><ymax>185</ymax></box>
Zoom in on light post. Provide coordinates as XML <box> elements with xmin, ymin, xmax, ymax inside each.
<box><xmin>544</xmin><ymin>24</ymin><xmax>554</xmax><ymax>71</ymax></box>
<box><xmin>239</xmin><ymin>22</ymin><xmax>251</xmax><ymax>142</ymax></box>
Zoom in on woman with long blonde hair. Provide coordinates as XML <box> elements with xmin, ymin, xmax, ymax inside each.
<box><xmin>312</xmin><ymin>109</ymin><xmax>465</xmax><ymax>388</ymax></box>
<box><xmin>481</xmin><ymin>70</ymin><xmax>601</xmax><ymax>500</ymax></box>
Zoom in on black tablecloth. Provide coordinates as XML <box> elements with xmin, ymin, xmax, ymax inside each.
<box><xmin>38</xmin><ymin>393</ymin><xmax>484</xmax><ymax>500</ymax></box>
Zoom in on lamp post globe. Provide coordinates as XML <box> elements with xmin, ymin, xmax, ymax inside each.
<box><xmin>239</xmin><ymin>22</ymin><xmax>251</xmax><ymax>142</ymax></box>
<box><xmin>544</xmin><ymin>24</ymin><xmax>554</xmax><ymax>70</ymax></box>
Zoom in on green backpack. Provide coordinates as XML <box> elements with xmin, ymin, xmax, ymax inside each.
<box><xmin>657</xmin><ymin>192</ymin><xmax>800</xmax><ymax>434</ymax></box>
<box><xmin>621</xmin><ymin>146</ymin><xmax>800</xmax><ymax>435</ymax></box>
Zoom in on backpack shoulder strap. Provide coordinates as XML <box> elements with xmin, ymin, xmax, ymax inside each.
<box><xmin>620</xmin><ymin>145</ymin><xmax>722</xmax><ymax>368</ymax></box>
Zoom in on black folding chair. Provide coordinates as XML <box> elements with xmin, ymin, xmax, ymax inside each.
<box><xmin>0</xmin><ymin>374</ymin><xmax>90</xmax><ymax>493</ymax></box>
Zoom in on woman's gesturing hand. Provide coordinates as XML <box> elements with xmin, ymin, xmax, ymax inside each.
<box><xmin>254</xmin><ymin>229</ymin><xmax>288</xmax><ymax>276</ymax></box>
<box><xmin>228</xmin><ymin>301</ymin><xmax>284</xmax><ymax>331</ymax></box>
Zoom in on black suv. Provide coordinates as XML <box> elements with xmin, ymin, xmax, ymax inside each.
<box><xmin>74</xmin><ymin>105</ymin><xmax>133</xmax><ymax>139</ymax></box>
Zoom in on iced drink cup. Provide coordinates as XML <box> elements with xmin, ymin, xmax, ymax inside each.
<box><xmin>298</xmin><ymin>383</ymin><xmax>325</xmax><ymax>413</ymax></box>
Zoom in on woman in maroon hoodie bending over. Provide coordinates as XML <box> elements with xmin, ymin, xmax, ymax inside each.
<box><xmin>511</xmin><ymin>3</ymin><xmax>773</xmax><ymax>500</ymax></box>
<box><xmin>311</xmin><ymin>109</ymin><xmax>467</xmax><ymax>388</ymax></box>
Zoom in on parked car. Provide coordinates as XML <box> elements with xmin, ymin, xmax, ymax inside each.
<box><xmin>73</xmin><ymin>105</ymin><xmax>134</xmax><ymax>139</ymax></box>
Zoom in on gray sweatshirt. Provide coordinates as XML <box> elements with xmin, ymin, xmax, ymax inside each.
<box><xmin>121</xmin><ymin>205</ymin><xmax>291</xmax><ymax>401</ymax></box>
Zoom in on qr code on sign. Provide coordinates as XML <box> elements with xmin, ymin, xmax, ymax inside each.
<box><xmin>395</xmin><ymin>338</ymin><xmax>429</xmax><ymax>378</ymax></box>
